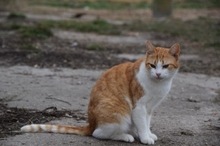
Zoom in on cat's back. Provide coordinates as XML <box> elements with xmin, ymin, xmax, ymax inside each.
<box><xmin>90</xmin><ymin>58</ymin><xmax>144</xmax><ymax>99</ymax></box>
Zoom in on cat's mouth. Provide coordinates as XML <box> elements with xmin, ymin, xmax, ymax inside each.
<box><xmin>155</xmin><ymin>76</ymin><xmax>164</xmax><ymax>80</ymax></box>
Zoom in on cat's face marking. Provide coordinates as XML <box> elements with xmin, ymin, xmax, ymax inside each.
<box><xmin>145</xmin><ymin>41</ymin><xmax>180</xmax><ymax>81</ymax></box>
<box><xmin>147</xmin><ymin>60</ymin><xmax>175</xmax><ymax>80</ymax></box>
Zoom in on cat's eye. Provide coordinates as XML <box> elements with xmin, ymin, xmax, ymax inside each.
<box><xmin>150</xmin><ymin>64</ymin><xmax>156</xmax><ymax>68</ymax></box>
<box><xmin>163</xmin><ymin>64</ymin><xmax>169</xmax><ymax>68</ymax></box>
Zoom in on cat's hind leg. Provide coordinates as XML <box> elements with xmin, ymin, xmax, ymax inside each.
<box><xmin>92</xmin><ymin>124</ymin><xmax>134</xmax><ymax>143</ymax></box>
<box><xmin>111</xmin><ymin>133</ymin><xmax>134</xmax><ymax>142</ymax></box>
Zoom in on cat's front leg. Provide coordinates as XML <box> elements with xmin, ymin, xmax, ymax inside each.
<box><xmin>146</xmin><ymin>114</ymin><xmax>158</xmax><ymax>141</ymax></box>
<box><xmin>149</xmin><ymin>132</ymin><xmax>158</xmax><ymax>141</ymax></box>
<box><xmin>132</xmin><ymin>105</ymin><xmax>155</xmax><ymax>145</ymax></box>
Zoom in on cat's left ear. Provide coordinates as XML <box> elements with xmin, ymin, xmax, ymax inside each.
<box><xmin>169</xmin><ymin>43</ymin><xmax>180</xmax><ymax>59</ymax></box>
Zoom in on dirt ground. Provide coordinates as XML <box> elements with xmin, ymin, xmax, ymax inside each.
<box><xmin>0</xmin><ymin>4</ymin><xmax>220</xmax><ymax>146</ymax></box>
<box><xmin>0</xmin><ymin>67</ymin><xmax>219</xmax><ymax>146</ymax></box>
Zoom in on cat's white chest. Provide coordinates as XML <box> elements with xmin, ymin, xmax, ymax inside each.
<box><xmin>145</xmin><ymin>80</ymin><xmax>171</xmax><ymax>98</ymax></box>
<box><xmin>136</xmin><ymin>62</ymin><xmax>173</xmax><ymax>108</ymax></box>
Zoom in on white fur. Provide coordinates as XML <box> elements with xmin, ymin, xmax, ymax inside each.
<box><xmin>21</xmin><ymin>124</ymin><xmax>41</xmax><ymax>132</ymax></box>
<box><xmin>40</xmin><ymin>125</ymin><xmax>47</xmax><ymax>131</ymax></box>
<box><xmin>132</xmin><ymin>61</ymin><xmax>177</xmax><ymax>144</ymax></box>
<box><xmin>51</xmin><ymin>125</ymin><xmax>58</xmax><ymax>133</ymax></box>
<box><xmin>92</xmin><ymin>115</ymin><xmax>134</xmax><ymax>142</ymax></box>
<box><xmin>21</xmin><ymin>125</ymin><xmax>32</xmax><ymax>132</ymax></box>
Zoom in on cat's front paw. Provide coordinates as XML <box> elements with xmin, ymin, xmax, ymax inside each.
<box><xmin>149</xmin><ymin>133</ymin><xmax>158</xmax><ymax>141</ymax></box>
<box><xmin>140</xmin><ymin>136</ymin><xmax>154</xmax><ymax>145</ymax></box>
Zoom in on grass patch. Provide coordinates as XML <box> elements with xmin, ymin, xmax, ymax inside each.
<box><xmin>125</xmin><ymin>18</ymin><xmax>220</xmax><ymax>50</ymax></box>
<box><xmin>29</xmin><ymin>0</ymin><xmax>149</xmax><ymax>10</ymax></box>
<box><xmin>20</xmin><ymin>44</ymin><xmax>40</xmax><ymax>53</ymax></box>
<box><xmin>87</xmin><ymin>43</ymin><xmax>104</xmax><ymax>51</ymax></box>
<box><xmin>29</xmin><ymin>0</ymin><xmax>220</xmax><ymax>9</ymax></box>
<box><xmin>0</xmin><ymin>23</ymin><xmax>53</xmax><ymax>39</ymax></box>
<box><xmin>0</xmin><ymin>23</ymin><xmax>22</xmax><ymax>30</ymax></box>
<box><xmin>18</xmin><ymin>25</ymin><xmax>53</xmax><ymax>39</ymax></box>
<box><xmin>7</xmin><ymin>12</ymin><xmax>26</xmax><ymax>20</ymax></box>
<box><xmin>173</xmin><ymin>0</ymin><xmax>220</xmax><ymax>8</ymax></box>
<box><xmin>2</xmin><ymin>13</ymin><xmax>219</xmax><ymax>52</ymax></box>
<box><xmin>40</xmin><ymin>19</ymin><xmax>121</xmax><ymax>35</ymax></box>
<box><xmin>38</xmin><ymin>17</ymin><xmax>219</xmax><ymax>50</ymax></box>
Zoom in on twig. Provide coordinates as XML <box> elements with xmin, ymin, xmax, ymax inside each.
<box><xmin>45</xmin><ymin>96</ymin><xmax>72</xmax><ymax>106</ymax></box>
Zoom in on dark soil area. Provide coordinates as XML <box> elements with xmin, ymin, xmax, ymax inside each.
<box><xmin>0</xmin><ymin>32</ymin><xmax>219</xmax><ymax>76</ymax></box>
<box><xmin>0</xmin><ymin>102</ymin><xmax>86</xmax><ymax>139</ymax></box>
<box><xmin>0</xmin><ymin>11</ymin><xmax>220</xmax><ymax>76</ymax></box>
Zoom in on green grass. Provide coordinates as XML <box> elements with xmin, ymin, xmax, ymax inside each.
<box><xmin>29</xmin><ymin>0</ymin><xmax>220</xmax><ymax>9</ymax></box>
<box><xmin>18</xmin><ymin>25</ymin><xmax>53</xmax><ymax>39</ymax></box>
<box><xmin>20</xmin><ymin>44</ymin><xmax>40</xmax><ymax>53</ymax></box>
<box><xmin>7</xmin><ymin>12</ymin><xmax>26</xmax><ymax>20</ymax></box>
<box><xmin>29</xmin><ymin>0</ymin><xmax>149</xmax><ymax>10</ymax></box>
<box><xmin>125</xmin><ymin>18</ymin><xmax>220</xmax><ymax>49</ymax></box>
<box><xmin>86</xmin><ymin>43</ymin><xmax>104</xmax><ymax>51</ymax></box>
<box><xmin>2</xmin><ymin>14</ymin><xmax>219</xmax><ymax>51</ymax></box>
<box><xmin>40</xmin><ymin>19</ymin><xmax>121</xmax><ymax>35</ymax></box>
<box><xmin>37</xmin><ymin>17</ymin><xmax>219</xmax><ymax>50</ymax></box>
<box><xmin>0</xmin><ymin>23</ymin><xmax>53</xmax><ymax>39</ymax></box>
<box><xmin>173</xmin><ymin>0</ymin><xmax>220</xmax><ymax>8</ymax></box>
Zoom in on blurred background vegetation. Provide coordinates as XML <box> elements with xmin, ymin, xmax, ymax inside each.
<box><xmin>1</xmin><ymin>0</ymin><xmax>220</xmax><ymax>11</ymax></box>
<box><xmin>0</xmin><ymin>0</ymin><xmax>219</xmax><ymax>75</ymax></box>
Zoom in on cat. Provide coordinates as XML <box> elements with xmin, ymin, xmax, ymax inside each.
<box><xmin>21</xmin><ymin>41</ymin><xmax>180</xmax><ymax>145</ymax></box>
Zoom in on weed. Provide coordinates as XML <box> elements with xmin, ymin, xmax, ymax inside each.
<box><xmin>29</xmin><ymin>0</ymin><xmax>220</xmax><ymax>9</ymax></box>
<box><xmin>18</xmin><ymin>25</ymin><xmax>53</xmax><ymax>39</ymax></box>
<box><xmin>125</xmin><ymin>18</ymin><xmax>219</xmax><ymax>50</ymax></box>
<box><xmin>7</xmin><ymin>12</ymin><xmax>26</xmax><ymax>20</ymax></box>
<box><xmin>87</xmin><ymin>43</ymin><xmax>104</xmax><ymax>51</ymax></box>
<box><xmin>0</xmin><ymin>23</ymin><xmax>53</xmax><ymax>39</ymax></box>
<box><xmin>0</xmin><ymin>23</ymin><xmax>20</xmax><ymax>31</ymax></box>
<box><xmin>20</xmin><ymin>44</ymin><xmax>40</xmax><ymax>53</ymax></box>
<box><xmin>29</xmin><ymin>0</ymin><xmax>149</xmax><ymax>10</ymax></box>
<box><xmin>39</xmin><ymin>17</ymin><xmax>219</xmax><ymax>50</ymax></box>
<box><xmin>40</xmin><ymin>19</ymin><xmax>121</xmax><ymax>35</ymax></box>
<box><xmin>173</xmin><ymin>0</ymin><xmax>220</xmax><ymax>8</ymax></box>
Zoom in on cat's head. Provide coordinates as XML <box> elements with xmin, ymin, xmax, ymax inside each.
<box><xmin>145</xmin><ymin>41</ymin><xmax>180</xmax><ymax>81</ymax></box>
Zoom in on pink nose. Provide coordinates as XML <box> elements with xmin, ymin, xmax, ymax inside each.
<box><xmin>156</xmin><ymin>73</ymin><xmax>161</xmax><ymax>77</ymax></box>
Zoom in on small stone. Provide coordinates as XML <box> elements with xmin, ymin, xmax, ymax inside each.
<box><xmin>187</xmin><ymin>97</ymin><xmax>198</xmax><ymax>102</ymax></box>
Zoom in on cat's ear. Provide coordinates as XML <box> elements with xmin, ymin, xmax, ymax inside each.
<box><xmin>169</xmin><ymin>43</ymin><xmax>180</xmax><ymax>59</ymax></box>
<box><xmin>145</xmin><ymin>41</ymin><xmax>155</xmax><ymax>55</ymax></box>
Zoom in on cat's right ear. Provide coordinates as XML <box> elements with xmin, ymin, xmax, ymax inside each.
<box><xmin>145</xmin><ymin>41</ymin><xmax>155</xmax><ymax>55</ymax></box>
<box><xmin>169</xmin><ymin>43</ymin><xmax>180</xmax><ymax>59</ymax></box>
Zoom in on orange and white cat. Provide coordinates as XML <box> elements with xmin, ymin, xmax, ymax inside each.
<box><xmin>21</xmin><ymin>41</ymin><xmax>180</xmax><ymax>145</ymax></box>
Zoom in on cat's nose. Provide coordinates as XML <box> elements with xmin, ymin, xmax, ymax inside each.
<box><xmin>156</xmin><ymin>73</ymin><xmax>161</xmax><ymax>77</ymax></box>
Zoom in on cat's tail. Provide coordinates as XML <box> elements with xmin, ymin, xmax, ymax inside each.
<box><xmin>20</xmin><ymin>124</ymin><xmax>92</xmax><ymax>136</ymax></box>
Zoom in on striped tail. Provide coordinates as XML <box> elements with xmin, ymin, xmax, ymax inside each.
<box><xmin>21</xmin><ymin>124</ymin><xmax>92</xmax><ymax>136</ymax></box>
